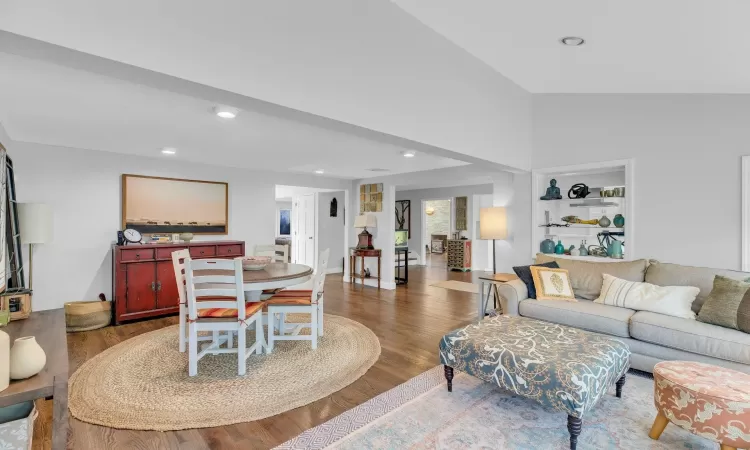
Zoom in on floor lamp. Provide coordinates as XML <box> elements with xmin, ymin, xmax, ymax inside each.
<box><xmin>18</xmin><ymin>203</ymin><xmax>53</xmax><ymax>292</ymax></box>
<box><xmin>479</xmin><ymin>207</ymin><xmax>508</xmax><ymax>311</ymax></box>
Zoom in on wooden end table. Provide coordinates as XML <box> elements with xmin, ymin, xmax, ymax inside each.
<box><xmin>349</xmin><ymin>248</ymin><xmax>381</xmax><ymax>289</ymax></box>
<box><xmin>476</xmin><ymin>272</ymin><xmax>518</xmax><ymax>320</ymax></box>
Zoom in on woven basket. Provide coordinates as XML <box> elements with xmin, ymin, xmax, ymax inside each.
<box><xmin>65</xmin><ymin>300</ymin><xmax>112</xmax><ymax>332</ymax></box>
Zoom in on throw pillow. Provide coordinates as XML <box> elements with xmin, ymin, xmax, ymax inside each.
<box><xmin>530</xmin><ymin>266</ymin><xmax>576</xmax><ymax>302</ymax></box>
<box><xmin>594</xmin><ymin>274</ymin><xmax>699</xmax><ymax>320</ymax></box>
<box><xmin>698</xmin><ymin>275</ymin><xmax>750</xmax><ymax>331</ymax></box>
<box><xmin>512</xmin><ymin>261</ymin><xmax>560</xmax><ymax>299</ymax></box>
<box><xmin>535</xmin><ymin>254</ymin><xmax>648</xmax><ymax>300</ymax></box>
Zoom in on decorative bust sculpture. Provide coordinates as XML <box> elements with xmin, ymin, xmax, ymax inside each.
<box><xmin>540</xmin><ymin>179</ymin><xmax>562</xmax><ymax>200</ymax></box>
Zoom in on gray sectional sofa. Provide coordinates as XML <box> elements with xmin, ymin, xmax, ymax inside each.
<box><xmin>496</xmin><ymin>256</ymin><xmax>750</xmax><ymax>373</ymax></box>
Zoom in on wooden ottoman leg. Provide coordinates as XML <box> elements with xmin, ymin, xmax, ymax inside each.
<box><xmin>567</xmin><ymin>415</ymin><xmax>582</xmax><ymax>450</ymax></box>
<box><xmin>444</xmin><ymin>365</ymin><xmax>454</xmax><ymax>392</ymax></box>
<box><xmin>648</xmin><ymin>411</ymin><xmax>669</xmax><ymax>440</ymax></box>
<box><xmin>719</xmin><ymin>445</ymin><xmax>737</xmax><ymax>450</ymax></box>
<box><xmin>616</xmin><ymin>374</ymin><xmax>626</xmax><ymax>398</ymax></box>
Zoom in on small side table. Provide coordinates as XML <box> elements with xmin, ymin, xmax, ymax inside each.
<box><xmin>349</xmin><ymin>248</ymin><xmax>381</xmax><ymax>289</ymax></box>
<box><xmin>476</xmin><ymin>273</ymin><xmax>518</xmax><ymax>320</ymax></box>
<box><xmin>395</xmin><ymin>247</ymin><xmax>408</xmax><ymax>285</ymax></box>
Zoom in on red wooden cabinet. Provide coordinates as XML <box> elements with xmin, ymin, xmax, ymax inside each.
<box><xmin>112</xmin><ymin>241</ymin><xmax>245</xmax><ymax>324</ymax></box>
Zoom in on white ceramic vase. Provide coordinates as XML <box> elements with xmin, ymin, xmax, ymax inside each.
<box><xmin>0</xmin><ymin>330</ymin><xmax>9</xmax><ymax>391</ymax></box>
<box><xmin>9</xmin><ymin>336</ymin><xmax>46</xmax><ymax>380</ymax></box>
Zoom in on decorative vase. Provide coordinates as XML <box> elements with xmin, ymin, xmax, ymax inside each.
<box><xmin>570</xmin><ymin>247</ymin><xmax>580</xmax><ymax>256</ymax></box>
<box><xmin>599</xmin><ymin>215</ymin><xmax>611</xmax><ymax>228</ymax></box>
<box><xmin>0</xmin><ymin>330</ymin><xmax>8</xmax><ymax>391</ymax></box>
<box><xmin>579</xmin><ymin>241</ymin><xmax>588</xmax><ymax>256</ymax></box>
<box><xmin>554</xmin><ymin>240</ymin><xmax>565</xmax><ymax>255</ymax></box>
<box><xmin>613</xmin><ymin>214</ymin><xmax>625</xmax><ymax>228</ymax></box>
<box><xmin>9</xmin><ymin>336</ymin><xmax>46</xmax><ymax>380</ymax></box>
<box><xmin>540</xmin><ymin>238</ymin><xmax>555</xmax><ymax>254</ymax></box>
<box><xmin>179</xmin><ymin>233</ymin><xmax>194</xmax><ymax>243</ymax></box>
<box><xmin>607</xmin><ymin>240</ymin><xmax>624</xmax><ymax>259</ymax></box>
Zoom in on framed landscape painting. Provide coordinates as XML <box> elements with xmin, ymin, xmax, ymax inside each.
<box><xmin>122</xmin><ymin>174</ymin><xmax>228</xmax><ymax>234</ymax></box>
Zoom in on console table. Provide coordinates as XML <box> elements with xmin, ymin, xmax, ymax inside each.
<box><xmin>0</xmin><ymin>309</ymin><xmax>68</xmax><ymax>450</ymax></box>
<box><xmin>349</xmin><ymin>248</ymin><xmax>381</xmax><ymax>289</ymax></box>
<box><xmin>112</xmin><ymin>240</ymin><xmax>245</xmax><ymax>324</ymax></box>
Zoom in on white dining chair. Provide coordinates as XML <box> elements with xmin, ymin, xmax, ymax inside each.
<box><xmin>184</xmin><ymin>257</ymin><xmax>265</xmax><ymax>376</ymax></box>
<box><xmin>254</xmin><ymin>244</ymin><xmax>289</xmax><ymax>263</ymax></box>
<box><xmin>266</xmin><ymin>248</ymin><xmax>329</xmax><ymax>351</ymax></box>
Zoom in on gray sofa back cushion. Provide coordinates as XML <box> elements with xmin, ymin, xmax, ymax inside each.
<box><xmin>535</xmin><ymin>254</ymin><xmax>648</xmax><ymax>300</ymax></box>
<box><xmin>645</xmin><ymin>260</ymin><xmax>750</xmax><ymax>313</ymax></box>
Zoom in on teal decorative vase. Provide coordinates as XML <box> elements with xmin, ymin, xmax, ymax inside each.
<box><xmin>613</xmin><ymin>214</ymin><xmax>625</xmax><ymax>228</ymax></box>
<box><xmin>554</xmin><ymin>240</ymin><xmax>565</xmax><ymax>255</ymax></box>
<box><xmin>607</xmin><ymin>240</ymin><xmax>624</xmax><ymax>259</ymax></box>
<box><xmin>540</xmin><ymin>238</ymin><xmax>555</xmax><ymax>254</ymax></box>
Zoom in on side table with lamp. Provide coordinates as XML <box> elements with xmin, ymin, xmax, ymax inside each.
<box><xmin>477</xmin><ymin>207</ymin><xmax>517</xmax><ymax>318</ymax></box>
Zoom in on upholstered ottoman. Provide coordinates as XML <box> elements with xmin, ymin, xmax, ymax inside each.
<box><xmin>439</xmin><ymin>315</ymin><xmax>630</xmax><ymax>450</ymax></box>
<box><xmin>650</xmin><ymin>361</ymin><xmax>750</xmax><ymax>450</ymax></box>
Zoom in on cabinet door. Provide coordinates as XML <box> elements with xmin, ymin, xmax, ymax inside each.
<box><xmin>125</xmin><ymin>263</ymin><xmax>157</xmax><ymax>313</ymax></box>
<box><xmin>156</xmin><ymin>260</ymin><xmax>180</xmax><ymax>309</ymax></box>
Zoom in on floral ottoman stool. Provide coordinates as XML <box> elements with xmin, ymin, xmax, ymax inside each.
<box><xmin>439</xmin><ymin>315</ymin><xmax>630</xmax><ymax>450</ymax></box>
<box><xmin>649</xmin><ymin>361</ymin><xmax>750</xmax><ymax>450</ymax></box>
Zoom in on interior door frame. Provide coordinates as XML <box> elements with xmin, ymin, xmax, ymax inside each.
<box><xmin>421</xmin><ymin>197</ymin><xmax>453</xmax><ymax>264</ymax></box>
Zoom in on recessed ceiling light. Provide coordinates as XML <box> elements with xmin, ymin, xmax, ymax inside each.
<box><xmin>161</xmin><ymin>147</ymin><xmax>177</xmax><ymax>155</ymax></box>
<box><xmin>560</xmin><ymin>36</ymin><xmax>585</xmax><ymax>46</ymax></box>
<box><xmin>213</xmin><ymin>106</ymin><xmax>239</xmax><ymax>119</ymax></box>
<box><xmin>314</xmin><ymin>169</ymin><xmax>325</xmax><ymax>174</ymax></box>
<box><xmin>402</xmin><ymin>150</ymin><xmax>416</xmax><ymax>158</ymax></box>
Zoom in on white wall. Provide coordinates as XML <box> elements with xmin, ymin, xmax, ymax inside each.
<box><xmin>317</xmin><ymin>191</ymin><xmax>345</xmax><ymax>273</ymax></box>
<box><xmin>9</xmin><ymin>141</ymin><xmax>350</xmax><ymax>311</ymax></box>
<box><xmin>396</xmin><ymin>184</ymin><xmax>493</xmax><ymax>264</ymax></box>
<box><xmin>533</xmin><ymin>95</ymin><xmax>750</xmax><ymax>270</ymax></box>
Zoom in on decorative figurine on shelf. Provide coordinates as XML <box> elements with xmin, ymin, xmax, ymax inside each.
<box><xmin>540</xmin><ymin>179</ymin><xmax>563</xmax><ymax>200</ymax></box>
<box><xmin>554</xmin><ymin>240</ymin><xmax>565</xmax><ymax>255</ymax></box>
<box><xmin>540</xmin><ymin>238</ymin><xmax>555</xmax><ymax>254</ymax></box>
<box><xmin>613</xmin><ymin>214</ymin><xmax>625</xmax><ymax>228</ymax></box>
<box><xmin>568</xmin><ymin>183</ymin><xmax>590</xmax><ymax>199</ymax></box>
<box><xmin>599</xmin><ymin>215</ymin><xmax>611</xmax><ymax>228</ymax></box>
<box><xmin>579</xmin><ymin>241</ymin><xmax>589</xmax><ymax>256</ymax></box>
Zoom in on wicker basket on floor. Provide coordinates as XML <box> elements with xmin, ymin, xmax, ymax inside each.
<box><xmin>65</xmin><ymin>299</ymin><xmax>112</xmax><ymax>332</ymax></box>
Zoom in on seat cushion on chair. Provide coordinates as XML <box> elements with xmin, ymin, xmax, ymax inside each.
<box><xmin>262</xmin><ymin>288</ymin><xmax>283</xmax><ymax>295</ymax></box>
<box><xmin>266</xmin><ymin>290</ymin><xmax>313</xmax><ymax>306</ymax></box>
<box><xmin>198</xmin><ymin>302</ymin><xmax>265</xmax><ymax>318</ymax></box>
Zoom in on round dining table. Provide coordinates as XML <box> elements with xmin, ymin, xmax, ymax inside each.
<box><xmin>240</xmin><ymin>262</ymin><xmax>313</xmax><ymax>300</ymax></box>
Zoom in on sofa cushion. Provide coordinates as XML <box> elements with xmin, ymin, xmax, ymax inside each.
<box><xmin>519</xmin><ymin>298</ymin><xmax>635</xmax><ymax>338</ymax></box>
<box><xmin>535</xmin><ymin>254</ymin><xmax>649</xmax><ymax>300</ymax></box>
<box><xmin>630</xmin><ymin>311</ymin><xmax>750</xmax><ymax>365</ymax></box>
<box><xmin>512</xmin><ymin>261</ymin><xmax>559</xmax><ymax>299</ymax></box>
<box><xmin>645</xmin><ymin>260</ymin><xmax>750</xmax><ymax>313</ymax></box>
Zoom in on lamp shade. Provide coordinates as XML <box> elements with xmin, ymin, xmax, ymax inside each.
<box><xmin>479</xmin><ymin>207</ymin><xmax>508</xmax><ymax>240</ymax></box>
<box><xmin>353</xmin><ymin>214</ymin><xmax>377</xmax><ymax>229</ymax></box>
<box><xmin>18</xmin><ymin>203</ymin><xmax>53</xmax><ymax>244</ymax></box>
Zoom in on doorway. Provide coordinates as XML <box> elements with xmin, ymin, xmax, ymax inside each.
<box><xmin>422</xmin><ymin>199</ymin><xmax>451</xmax><ymax>269</ymax></box>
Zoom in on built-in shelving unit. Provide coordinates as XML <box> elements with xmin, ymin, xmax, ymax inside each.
<box><xmin>531</xmin><ymin>160</ymin><xmax>635</xmax><ymax>261</ymax></box>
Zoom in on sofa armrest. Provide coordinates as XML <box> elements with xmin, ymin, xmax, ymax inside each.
<box><xmin>496</xmin><ymin>279</ymin><xmax>529</xmax><ymax>316</ymax></box>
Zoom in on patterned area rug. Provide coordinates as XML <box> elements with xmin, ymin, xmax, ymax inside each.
<box><xmin>277</xmin><ymin>366</ymin><xmax>714</xmax><ymax>449</ymax></box>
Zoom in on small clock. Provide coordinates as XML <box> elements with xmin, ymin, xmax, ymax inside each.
<box><xmin>122</xmin><ymin>228</ymin><xmax>142</xmax><ymax>245</ymax></box>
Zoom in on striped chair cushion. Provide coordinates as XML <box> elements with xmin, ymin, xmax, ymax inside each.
<box><xmin>262</xmin><ymin>288</ymin><xmax>283</xmax><ymax>295</ymax></box>
<box><xmin>198</xmin><ymin>301</ymin><xmax>265</xmax><ymax>318</ymax></box>
<box><xmin>266</xmin><ymin>290</ymin><xmax>314</xmax><ymax>305</ymax></box>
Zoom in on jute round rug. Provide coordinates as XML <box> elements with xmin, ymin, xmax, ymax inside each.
<box><xmin>68</xmin><ymin>314</ymin><xmax>380</xmax><ymax>431</ymax></box>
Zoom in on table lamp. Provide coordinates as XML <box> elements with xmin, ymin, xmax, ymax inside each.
<box><xmin>480</xmin><ymin>207</ymin><xmax>508</xmax><ymax>274</ymax></box>
<box><xmin>354</xmin><ymin>214</ymin><xmax>377</xmax><ymax>250</ymax></box>
<box><xmin>18</xmin><ymin>203</ymin><xmax>53</xmax><ymax>291</ymax></box>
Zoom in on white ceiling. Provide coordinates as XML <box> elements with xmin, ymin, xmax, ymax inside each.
<box><xmin>0</xmin><ymin>51</ymin><xmax>468</xmax><ymax>179</ymax></box>
<box><xmin>393</xmin><ymin>0</ymin><xmax>750</xmax><ymax>93</ymax></box>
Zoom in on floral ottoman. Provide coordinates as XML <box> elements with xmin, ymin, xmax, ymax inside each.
<box><xmin>649</xmin><ymin>361</ymin><xmax>750</xmax><ymax>450</ymax></box>
<box><xmin>439</xmin><ymin>315</ymin><xmax>630</xmax><ymax>450</ymax></box>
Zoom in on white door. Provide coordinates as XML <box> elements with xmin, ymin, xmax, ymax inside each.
<box><xmin>301</xmin><ymin>194</ymin><xmax>315</xmax><ymax>267</ymax></box>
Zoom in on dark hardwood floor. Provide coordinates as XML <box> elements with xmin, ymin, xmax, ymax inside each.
<box><xmin>33</xmin><ymin>264</ymin><xmax>485</xmax><ymax>450</ymax></box>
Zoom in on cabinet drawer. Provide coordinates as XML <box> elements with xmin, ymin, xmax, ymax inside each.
<box><xmin>121</xmin><ymin>249</ymin><xmax>155</xmax><ymax>262</ymax></box>
<box><xmin>217</xmin><ymin>244</ymin><xmax>242</xmax><ymax>257</ymax></box>
<box><xmin>190</xmin><ymin>246</ymin><xmax>217</xmax><ymax>258</ymax></box>
<box><xmin>156</xmin><ymin>247</ymin><xmax>187</xmax><ymax>260</ymax></box>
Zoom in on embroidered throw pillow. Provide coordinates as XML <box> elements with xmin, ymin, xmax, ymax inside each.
<box><xmin>698</xmin><ymin>275</ymin><xmax>750</xmax><ymax>331</ymax></box>
<box><xmin>512</xmin><ymin>261</ymin><xmax>560</xmax><ymax>299</ymax></box>
<box><xmin>530</xmin><ymin>266</ymin><xmax>576</xmax><ymax>302</ymax></box>
<box><xmin>594</xmin><ymin>274</ymin><xmax>699</xmax><ymax>319</ymax></box>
